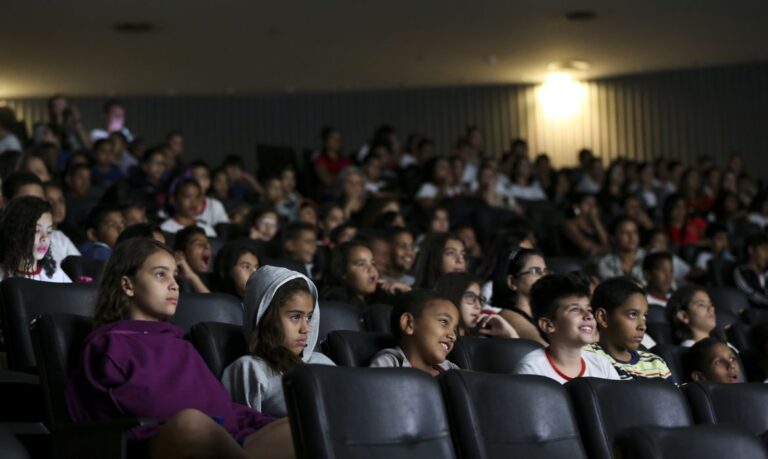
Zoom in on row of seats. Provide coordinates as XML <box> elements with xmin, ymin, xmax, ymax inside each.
<box><xmin>283</xmin><ymin>366</ymin><xmax>768</xmax><ymax>459</ymax></box>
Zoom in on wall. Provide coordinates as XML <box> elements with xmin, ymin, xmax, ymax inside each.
<box><xmin>3</xmin><ymin>61</ymin><xmax>768</xmax><ymax>175</ymax></box>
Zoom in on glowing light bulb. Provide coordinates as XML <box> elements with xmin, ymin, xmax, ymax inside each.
<box><xmin>539</xmin><ymin>72</ymin><xmax>586</xmax><ymax>120</ymax></box>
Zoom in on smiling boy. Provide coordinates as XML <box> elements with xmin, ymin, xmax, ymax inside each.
<box><xmin>514</xmin><ymin>274</ymin><xmax>620</xmax><ymax>384</ymax></box>
<box><xmin>369</xmin><ymin>289</ymin><xmax>460</xmax><ymax>376</ymax></box>
<box><xmin>587</xmin><ymin>277</ymin><xmax>673</xmax><ymax>381</ymax></box>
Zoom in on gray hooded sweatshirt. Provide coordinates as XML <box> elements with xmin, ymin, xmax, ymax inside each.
<box><xmin>221</xmin><ymin>266</ymin><xmax>334</xmax><ymax>417</ymax></box>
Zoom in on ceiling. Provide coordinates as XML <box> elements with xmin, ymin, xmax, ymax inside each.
<box><xmin>2</xmin><ymin>0</ymin><xmax>768</xmax><ymax>97</ymax></box>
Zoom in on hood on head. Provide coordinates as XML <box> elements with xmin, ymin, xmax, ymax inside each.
<box><xmin>243</xmin><ymin>265</ymin><xmax>320</xmax><ymax>362</ymax></box>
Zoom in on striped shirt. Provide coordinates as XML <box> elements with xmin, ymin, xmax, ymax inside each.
<box><xmin>585</xmin><ymin>343</ymin><xmax>673</xmax><ymax>382</ymax></box>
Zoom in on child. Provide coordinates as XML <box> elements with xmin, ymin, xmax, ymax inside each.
<box><xmin>693</xmin><ymin>222</ymin><xmax>734</xmax><ymax>274</ymax></box>
<box><xmin>213</xmin><ymin>243</ymin><xmax>260</xmax><ymax>299</ymax></box>
<box><xmin>642</xmin><ymin>251</ymin><xmax>674</xmax><ymax>307</ymax></box>
<box><xmin>78</xmin><ymin>204</ymin><xmax>126</xmax><ymax>261</ymax></box>
<box><xmin>222</xmin><ymin>267</ymin><xmax>335</xmax><ymax>417</ymax></box>
<box><xmin>587</xmin><ymin>278</ymin><xmax>673</xmax><ymax>381</ymax></box>
<box><xmin>121</xmin><ymin>201</ymin><xmax>149</xmax><ymax>226</ymax></box>
<box><xmin>495</xmin><ymin>248</ymin><xmax>549</xmax><ymax>345</ymax></box>
<box><xmin>90</xmin><ymin>138</ymin><xmax>124</xmax><ymax>187</ymax></box>
<box><xmin>189</xmin><ymin>161</ymin><xmax>230</xmax><ymax>227</ymax></box>
<box><xmin>434</xmin><ymin>272</ymin><xmax>518</xmax><ymax>338</ymax></box>
<box><xmin>686</xmin><ymin>338</ymin><xmax>741</xmax><ymax>384</ymax></box>
<box><xmin>161</xmin><ymin>178</ymin><xmax>217</xmax><ymax>237</ymax></box>
<box><xmin>665</xmin><ymin>285</ymin><xmax>716</xmax><ymax>347</ymax></box>
<box><xmin>281</xmin><ymin>222</ymin><xmax>318</xmax><ymax>278</ymax></box>
<box><xmin>383</xmin><ymin>227</ymin><xmax>416</xmax><ymax>286</ymax></box>
<box><xmin>173</xmin><ymin>225</ymin><xmax>213</xmax><ymax>294</ymax></box>
<box><xmin>412</xmin><ymin>232</ymin><xmax>467</xmax><ymax>289</ymax></box>
<box><xmin>0</xmin><ymin>196</ymin><xmax>71</xmax><ymax>282</ymax></box>
<box><xmin>249</xmin><ymin>206</ymin><xmax>280</xmax><ymax>243</ymax></box>
<box><xmin>514</xmin><ymin>274</ymin><xmax>620</xmax><ymax>384</ymax></box>
<box><xmin>116</xmin><ymin>223</ymin><xmax>166</xmax><ymax>246</ymax></box>
<box><xmin>369</xmin><ymin>289</ymin><xmax>460</xmax><ymax>375</ymax></box>
<box><xmin>65</xmin><ymin>238</ymin><xmax>293</xmax><ymax>458</ymax></box>
<box><xmin>319</xmin><ymin>203</ymin><xmax>345</xmax><ymax>247</ymax></box>
<box><xmin>733</xmin><ymin>233</ymin><xmax>768</xmax><ymax>308</ymax></box>
<box><xmin>597</xmin><ymin>216</ymin><xmax>646</xmax><ymax>281</ymax></box>
<box><xmin>321</xmin><ymin>241</ymin><xmax>379</xmax><ymax>306</ymax></box>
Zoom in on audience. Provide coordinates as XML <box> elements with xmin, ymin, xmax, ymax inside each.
<box><xmin>686</xmin><ymin>338</ymin><xmax>741</xmax><ymax>384</ymax></box>
<box><xmin>666</xmin><ymin>285</ymin><xmax>717</xmax><ymax>347</ymax></box>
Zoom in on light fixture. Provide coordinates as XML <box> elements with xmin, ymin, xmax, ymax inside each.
<box><xmin>538</xmin><ymin>72</ymin><xmax>586</xmax><ymax>120</ymax></box>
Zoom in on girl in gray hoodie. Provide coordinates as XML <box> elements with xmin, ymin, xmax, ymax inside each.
<box><xmin>222</xmin><ymin>266</ymin><xmax>335</xmax><ymax>417</ymax></box>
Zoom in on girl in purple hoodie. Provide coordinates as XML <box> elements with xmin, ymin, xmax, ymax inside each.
<box><xmin>65</xmin><ymin>238</ymin><xmax>294</xmax><ymax>459</ymax></box>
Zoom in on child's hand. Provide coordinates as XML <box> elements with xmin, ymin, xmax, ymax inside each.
<box><xmin>175</xmin><ymin>256</ymin><xmax>192</xmax><ymax>279</ymax></box>
<box><xmin>477</xmin><ymin>314</ymin><xmax>519</xmax><ymax>339</ymax></box>
<box><xmin>377</xmin><ymin>279</ymin><xmax>411</xmax><ymax>295</ymax></box>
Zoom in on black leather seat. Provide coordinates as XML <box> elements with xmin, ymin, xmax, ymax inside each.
<box><xmin>170</xmin><ymin>292</ymin><xmax>243</xmax><ymax>330</ymax></box>
<box><xmin>647</xmin><ymin>304</ymin><xmax>667</xmax><ymax>323</ymax></box>
<box><xmin>322</xmin><ymin>331</ymin><xmax>396</xmax><ymax>367</ymax></box>
<box><xmin>317</xmin><ymin>301</ymin><xmax>363</xmax><ymax>343</ymax></box>
<box><xmin>30</xmin><ymin>313</ymin><xmax>156</xmax><ymax>459</ymax></box>
<box><xmin>214</xmin><ymin>223</ymin><xmax>247</xmax><ymax>241</ymax></box>
<box><xmin>706</xmin><ymin>286</ymin><xmax>749</xmax><ymax>316</ymax></box>
<box><xmin>714</xmin><ymin>310</ymin><xmax>739</xmax><ymax>341</ymax></box>
<box><xmin>566</xmin><ymin>378</ymin><xmax>692</xmax><ymax>459</ymax></box>
<box><xmin>448</xmin><ymin>337</ymin><xmax>542</xmax><ymax>373</ymax></box>
<box><xmin>60</xmin><ymin>256</ymin><xmax>106</xmax><ymax>284</ymax></box>
<box><xmin>744</xmin><ymin>307</ymin><xmax>768</xmax><ymax>325</ymax></box>
<box><xmin>440</xmin><ymin>371</ymin><xmax>587</xmax><ymax>459</ymax></box>
<box><xmin>645</xmin><ymin>322</ymin><xmax>673</xmax><ymax>345</ymax></box>
<box><xmin>362</xmin><ymin>303</ymin><xmax>393</xmax><ymax>333</ymax></box>
<box><xmin>684</xmin><ymin>381</ymin><xmax>768</xmax><ymax>436</ymax></box>
<box><xmin>651</xmin><ymin>344</ymin><xmax>690</xmax><ymax>384</ymax></box>
<box><xmin>725</xmin><ymin>322</ymin><xmax>750</xmax><ymax>351</ymax></box>
<box><xmin>188</xmin><ymin>321</ymin><xmax>249</xmax><ymax>379</ymax></box>
<box><xmin>614</xmin><ymin>425</ymin><xmax>767</xmax><ymax>459</ymax></box>
<box><xmin>283</xmin><ymin>365</ymin><xmax>456</xmax><ymax>459</ymax></box>
<box><xmin>0</xmin><ymin>278</ymin><xmax>97</xmax><ymax>372</ymax></box>
<box><xmin>546</xmin><ymin>257</ymin><xmax>585</xmax><ymax>275</ymax></box>
<box><xmin>0</xmin><ymin>427</ymin><xmax>30</xmax><ymax>459</ymax></box>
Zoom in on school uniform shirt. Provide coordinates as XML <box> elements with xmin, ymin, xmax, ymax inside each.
<box><xmin>50</xmin><ymin>229</ymin><xmax>81</xmax><ymax>265</ymax></box>
<box><xmin>585</xmin><ymin>343</ymin><xmax>673</xmax><ymax>382</ymax></box>
<box><xmin>77</xmin><ymin>241</ymin><xmax>111</xmax><ymax>261</ymax></box>
<box><xmin>222</xmin><ymin>266</ymin><xmax>335</xmax><ymax>417</ymax></box>
<box><xmin>66</xmin><ymin>320</ymin><xmax>275</xmax><ymax>442</ymax></box>
<box><xmin>196</xmin><ymin>197</ymin><xmax>230</xmax><ymax>227</ymax></box>
<box><xmin>160</xmin><ymin>218</ymin><xmax>217</xmax><ymax>237</ymax></box>
<box><xmin>733</xmin><ymin>265</ymin><xmax>768</xmax><ymax>308</ymax></box>
<box><xmin>597</xmin><ymin>248</ymin><xmax>646</xmax><ymax>281</ymax></box>
<box><xmin>514</xmin><ymin>348</ymin><xmax>621</xmax><ymax>385</ymax></box>
<box><xmin>0</xmin><ymin>265</ymin><xmax>72</xmax><ymax>283</ymax></box>
<box><xmin>369</xmin><ymin>346</ymin><xmax>460</xmax><ymax>373</ymax></box>
<box><xmin>647</xmin><ymin>292</ymin><xmax>670</xmax><ymax>308</ymax></box>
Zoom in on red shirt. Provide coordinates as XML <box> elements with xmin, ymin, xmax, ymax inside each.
<box><xmin>667</xmin><ymin>217</ymin><xmax>708</xmax><ymax>245</ymax></box>
<box><xmin>313</xmin><ymin>153</ymin><xmax>352</xmax><ymax>175</ymax></box>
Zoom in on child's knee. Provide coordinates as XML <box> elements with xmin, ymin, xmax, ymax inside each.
<box><xmin>168</xmin><ymin>409</ymin><xmax>221</xmax><ymax>444</ymax></box>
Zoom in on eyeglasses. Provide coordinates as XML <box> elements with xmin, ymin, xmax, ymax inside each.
<box><xmin>462</xmin><ymin>291</ymin><xmax>488</xmax><ymax>306</ymax></box>
<box><xmin>516</xmin><ymin>267</ymin><xmax>550</xmax><ymax>277</ymax></box>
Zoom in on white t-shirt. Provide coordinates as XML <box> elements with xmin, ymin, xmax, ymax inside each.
<box><xmin>90</xmin><ymin>127</ymin><xmax>134</xmax><ymax>143</ymax></box>
<box><xmin>508</xmin><ymin>182</ymin><xmax>547</xmax><ymax>201</ymax></box>
<box><xmin>0</xmin><ymin>132</ymin><xmax>22</xmax><ymax>153</ymax></box>
<box><xmin>50</xmin><ymin>230</ymin><xmax>81</xmax><ymax>265</ymax></box>
<box><xmin>160</xmin><ymin>218</ymin><xmax>217</xmax><ymax>237</ymax></box>
<box><xmin>415</xmin><ymin>182</ymin><xmax>461</xmax><ymax>199</ymax></box>
<box><xmin>515</xmin><ymin>348</ymin><xmax>621</xmax><ymax>384</ymax></box>
<box><xmin>0</xmin><ymin>265</ymin><xmax>71</xmax><ymax>283</ymax></box>
<box><xmin>197</xmin><ymin>197</ymin><xmax>229</xmax><ymax>227</ymax></box>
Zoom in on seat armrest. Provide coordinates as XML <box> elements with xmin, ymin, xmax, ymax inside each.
<box><xmin>52</xmin><ymin>418</ymin><xmax>159</xmax><ymax>459</ymax></box>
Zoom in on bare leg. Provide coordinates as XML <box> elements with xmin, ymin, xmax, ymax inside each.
<box><xmin>149</xmin><ymin>409</ymin><xmax>250</xmax><ymax>459</ymax></box>
<box><xmin>243</xmin><ymin>417</ymin><xmax>295</xmax><ymax>459</ymax></box>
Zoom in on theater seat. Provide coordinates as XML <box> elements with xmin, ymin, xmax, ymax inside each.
<box><xmin>322</xmin><ymin>331</ymin><xmax>396</xmax><ymax>367</ymax></box>
<box><xmin>362</xmin><ymin>304</ymin><xmax>393</xmax><ymax>333</ymax></box>
<box><xmin>0</xmin><ymin>427</ymin><xmax>30</xmax><ymax>459</ymax></box>
<box><xmin>188</xmin><ymin>322</ymin><xmax>248</xmax><ymax>379</ymax></box>
<box><xmin>566</xmin><ymin>378</ymin><xmax>692</xmax><ymax>459</ymax></box>
<box><xmin>706</xmin><ymin>287</ymin><xmax>749</xmax><ymax>316</ymax></box>
<box><xmin>645</xmin><ymin>322</ymin><xmax>673</xmax><ymax>345</ymax></box>
<box><xmin>0</xmin><ymin>278</ymin><xmax>97</xmax><ymax>372</ymax></box>
<box><xmin>448</xmin><ymin>337</ymin><xmax>542</xmax><ymax>373</ymax></box>
<box><xmin>283</xmin><ymin>365</ymin><xmax>456</xmax><ymax>459</ymax></box>
<box><xmin>647</xmin><ymin>304</ymin><xmax>667</xmax><ymax>323</ymax></box>
<box><xmin>651</xmin><ymin>344</ymin><xmax>689</xmax><ymax>384</ymax></box>
<box><xmin>725</xmin><ymin>322</ymin><xmax>750</xmax><ymax>351</ymax></box>
<box><xmin>614</xmin><ymin>425</ymin><xmax>766</xmax><ymax>459</ymax></box>
<box><xmin>440</xmin><ymin>371</ymin><xmax>587</xmax><ymax>459</ymax></box>
<box><xmin>170</xmin><ymin>292</ymin><xmax>243</xmax><ymax>330</ymax></box>
<box><xmin>61</xmin><ymin>256</ymin><xmax>106</xmax><ymax>284</ymax></box>
<box><xmin>317</xmin><ymin>301</ymin><xmax>363</xmax><ymax>343</ymax></box>
<box><xmin>684</xmin><ymin>381</ymin><xmax>768</xmax><ymax>436</ymax></box>
<box><xmin>744</xmin><ymin>307</ymin><xmax>768</xmax><ymax>325</ymax></box>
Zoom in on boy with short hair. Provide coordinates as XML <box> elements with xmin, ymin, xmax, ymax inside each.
<box><xmin>282</xmin><ymin>222</ymin><xmax>319</xmax><ymax>278</ymax></box>
<box><xmin>78</xmin><ymin>205</ymin><xmax>126</xmax><ymax>260</ymax></box>
<box><xmin>370</xmin><ymin>289</ymin><xmax>460</xmax><ymax>376</ymax></box>
<box><xmin>686</xmin><ymin>338</ymin><xmax>741</xmax><ymax>384</ymax></box>
<box><xmin>514</xmin><ymin>274</ymin><xmax>620</xmax><ymax>384</ymax></box>
<box><xmin>733</xmin><ymin>233</ymin><xmax>768</xmax><ymax>308</ymax></box>
<box><xmin>173</xmin><ymin>225</ymin><xmax>213</xmax><ymax>293</ymax></box>
<box><xmin>587</xmin><ymin>278</ymin><xmax>673</xmax><ymax>381</ymax></box>
<box><xmin>642</xmin><ymin>251</ymin><xmax>674</xmax><ymax>307</ymax></box>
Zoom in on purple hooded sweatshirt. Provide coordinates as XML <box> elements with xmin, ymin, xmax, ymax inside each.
<box><xmin>65</xmin><ymin>320</ymin><xmax>275</xmax><ymax>442</ymax></box>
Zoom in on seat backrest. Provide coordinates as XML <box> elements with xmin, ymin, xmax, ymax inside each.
<box><xmin>188</xmin><ymin>321</ymin><xmax>249</xmax><ymax>379</ymax></box>
<box><xmin>283</xmin><ymin>365</ymin><xmax>456</xmax><ymax>459</ymax></box>
<box><xmin>684</xmin><ymin>381</ymin><xmax>768</xmax><ymax>436</ymax></box>
<box><xmin>169</xmin><ymin>292</ymin><xmax>243</xmax><ymax>330</ymax></box>
<box><xmin>317</xmin><ymin>301</ymin><xmax>363</xmax><ymax>343</ymax></box>
<box><xmin>546</xmin><ymin>257</ymin><xmax>585</xmax><ymax>275</ymax></box>
<box><xmin>725</xmin><ymin>322</ymin><xmax>751</xmax><ymax>352</ymax></box>
<box><xmin>706</xmin><ymin>287</ymin><xmax>749</xmax><ymax>316</ymax></box>
<box><xmin>0</xmin><ymin>278</ymin><xmax>97</xmax><ymax>372</ymax></box>
<box><xmin>0</xmin><ymin>427</ymin><xmax>31</xmax><ymax>459</ymax></box>
<box><xmin>614</xmin><ymin>425</ymin><xmax>767</xmax><ymax>459</ymax></box>
<box><xmin>647</xmin><ymin>304</ymin><xmax>667</xmax><ymax>323</ymax></box>
<box><xmin>30</xmin><ymin>313</ymin><xmax>93</xmax><ymax>425</ymax></box>
<box><xmin>714</xmin><ymin>310</ymin><xmax>739</xmax><ymax>340</ymax></box>
<box><xmin>566</xmin><ymin>378</ymin><xmax>692</xmax><ymax>459</ymax></box>
<box><xmin>449</xmin><ymin>337</ymin><xmax>542</xmax><ymax>373</ymax></box>
<box><xmin>645</xmin><ymin>322</ymin><xmax>673</xmax><ymax>345</ymax></box>
<box><xmin>362</xmin><ymin>303</ymin><xmax>393</xmax><ymax>333</ymax></box>
<box><xmin>440</xmin><ymin>371</ymin><xmax>586</xmax><ymax>459</ymax></box>
<box><xmin>650</xmin><ymin>344</ymin><xmax>689</xmax><ymax>384</ymax></box>
<box><xmin>323</xmin><ymin>330</ymin><xmax>396</xmax><ymax>367</ymax></box>
<box><xmin>744</xmin><ymin>307</ymin><xmax>768</xmax><ymax>325</ymax></box>
<box><xmin>61</xmin><ymin>255</ymin><xmax>106</xmax><ymax>283</ymax></box>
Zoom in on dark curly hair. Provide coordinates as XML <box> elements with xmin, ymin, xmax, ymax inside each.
<box><xmin>412</xmin><ymin>232</ymin><xmax>466</xmax><ymax>289</ymax></box>
<box><xmin>93</xmin><ymin>238</ymin><xmax>174</xmax><ymax>327</ymax></box>
<box><xmin>0</xmin><ymin>196</ymin><xmax>56</xmax><ymax>277</ymax></box>
<box><xmin>213</xmin><ymin>242</ymin><xmax>259</xmax><ymax>297</ymax></box>
<box><xmin>249</xmin><ymin>278</ymin><xmax>313</xmax><ymax>374</ymax></box>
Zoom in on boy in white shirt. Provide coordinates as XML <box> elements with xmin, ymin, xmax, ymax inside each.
<box><xmin>515</xmin><ymin>273</ymin><xmax>620</xmax><ymax>384</ymax></box>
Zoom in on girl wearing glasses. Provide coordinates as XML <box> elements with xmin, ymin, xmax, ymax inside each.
<box><xmin>498</xmin><ymin>248</ymin><xmax>550</xmax><ymax>345</ymax></box>
<box><xmin>435</xmin><ymin>272</ymin><xmax>518</xmax><ymax>338</ymax></box>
